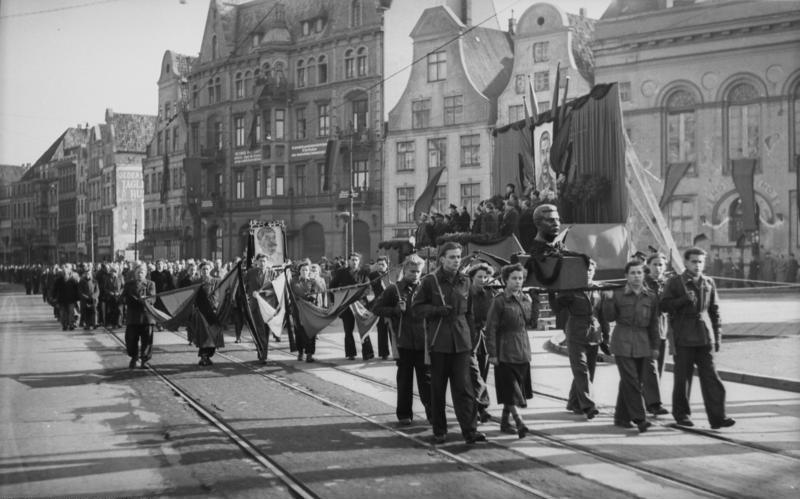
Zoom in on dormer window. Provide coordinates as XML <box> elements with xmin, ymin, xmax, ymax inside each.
<box><xmin>315</xmin><ymin>18</ymin><xmax>325</xmax><ymax>32</ymax></box>
<box><xmin>252</xmin><ymin>34</ymin><xmax>260</xmax><ymax>47</ymax></box>
<box><xmin>302</xmin><ymin>21</ymin><xmax>310</xmax><ymax>36</ymax></box>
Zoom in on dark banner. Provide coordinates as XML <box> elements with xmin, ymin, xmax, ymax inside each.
<box><xmin>731</xmin><ymin>158</ymin><xmax>757</xmax><ymax>231</ymax></box>
<box><xmin>659</xmin><ymin>162</ymin><xmax>692</xmax><ymax>209</ymax></box>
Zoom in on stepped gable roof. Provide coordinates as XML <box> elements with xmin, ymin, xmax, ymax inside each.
<box><xmin>567</xmin><ymin>13</ymin><xmax>596</xmax><ymax>84</ymax></box>
<box><xmin>0</xmin><ymin>165</ymin><xmax>24</xmax><ymax>185</ymax></box>
<box><xmin>105</xmin><ymin>109</ymin><xmax>156</xmax><ymax>154</ymax></box>
<box><xmin>461</xmin><ymin>26</ymin><xmax>514</xmax><ymax>98</ymax></box>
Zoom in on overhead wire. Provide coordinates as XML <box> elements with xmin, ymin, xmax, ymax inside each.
<box><xmin>0</xmin><ymin>0</ymin><xmax>125</xmax><ymax>19</ymax></box>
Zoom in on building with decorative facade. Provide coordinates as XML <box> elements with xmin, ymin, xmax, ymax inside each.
<box><xmin>181</xmin><ymin>0</ymin><xmax>392</xmax><ymax>262</ymax></box>
<box><xmin>593</xmin><ymin>0</ymin><xmax>800</xmax><ymax>261</ymax></box>
<box><xmin>141</xmin><ymin>51</ymin><xmax>196</xmax><ymax>261</ymax></box>
<box><xmin>383</xmin><ymin>2</ymin><xmax>513</xmax><ymax>241</ymax></box>
<box><xmin>0</xmin><ymin>165</ymin><xmax>24</xmax><ymax>265</ymax></box>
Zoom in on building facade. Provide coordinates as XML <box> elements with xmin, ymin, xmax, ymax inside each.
<box><xmin>0</xmin><ymin>165</ymin><xmax>24</xmax><ymax>265</ymax></box>
<box><xmin>182</xmin><ymin>0</ymin><xmax>392</xmax><ymax>263</ymax></box>
<box><xmin>383</xmin><ymin>4</ymin><xmax>512</xmax><ymax>240</ymax></box>
<box><xmin>141</xmin><ymin>51</ymin><xmax>196</xmax><ymax>261</ymax></box>
<box><xmin>594</xmin><ymin>0</ymin><xmax>800</xmax><ymax>261</ymax></box>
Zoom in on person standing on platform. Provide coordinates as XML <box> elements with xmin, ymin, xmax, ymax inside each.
<box><xmin>468</xmin><ymin>262</ymin><xmax>497</xmax><ymax>423</ymax></box>
<box><xmin>373</xmin><ymin>254</ymin><xmax>431</xmax><ymax>426</ymax></box>
<box><xmin>412</xmin><ymin>242</ymin><xmax>485</xmax><ymax>445</ymax></box>
<box><xmin>121</xmin><ymin>264</ymin><xmax>156</xmax><ymax>369</ymax></box>
<box><xmin>603</xmin><ymin>260</ymin><xmax>660</xmax><ymax>433</ymax></box>
<box><xmin>642</xmin><ymin>253</ymin><xmax>670</xmax><ymax>416</ymax></box>
<box><xmin>291</xmin><ymin>261</ymin><xmax>322</xmax><ymax>362</ymax></box>
<box><xmin>555</xmin><ymin>258</ymin><xmax>608</xmax><ymax>420</ymax></box>
<box><xmin>485</xmin><ymin>263</ymin><xmax>537</xmax><ymax>438</ymax></box>
<box><xmin>369</xmin><ymin>256</ymin><xmax>392</xmax><ymax>360</ymax></box>
<box><xmin>660</xmin><ymin>248</ymin><xmax>735</xmax><ymax>430</ymax></box>
<box><xmin>330</xmin><ymin>253</ymin><xmax>375</xmax><ymax>361</ymax></box>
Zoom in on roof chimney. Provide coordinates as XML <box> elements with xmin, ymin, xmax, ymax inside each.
<box><xmin>508</xmin><ymin>9</ymin><xmax>516</xmax><ymax>34</ymax></box>
<box><xmin>579</xmin><ymin>7</ymin><xmax>587</xmax><ymax>17</ymax></box>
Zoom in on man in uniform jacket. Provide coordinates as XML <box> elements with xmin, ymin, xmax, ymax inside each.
<box><xmin>102</xmin><ymin>266</ymin><xmax>124</xmax><ymax>329</ymax></box>
<box><xmin>368</xmin><ymin>256</ymin><xmax>392</xmax><ymax>360</ymax></box>
<box><xmin>330</xmin><ymin>252</ymin><xmax>375</xmax><ymax>361</ymax></box>
<box><xmin>660</xmin><ymin>247</ymin><xmax>735</xmax><ymax>429</ymax></box>
<box><xmin>121</xmin><ymin>264</ymin><xmax>156</xmax><ymax>368</ymax></box>
<box><xmin>291</xmin><ymin>261</ymin><xmax>323</xmax><ymax>363</ymax></box>
<box><xmin>373</xmin><ymin>254</ymin><xmax>431</xmax><ymax>425</ymax></box>
<box><xmin>53</xmin><ymin>263</ymin><xmax>80</xmax><ymax>330</ymax></box>
<box><xmin>246</xmin><ymin>253</ymin><xmax>276</xmax><ymax>357</ymax></box>
<box><xmin>150</xmin><ymin>260</ymin><xmax>175</xmax><ymax>293</ymax></box>
<box><xmin>412</xmin><ymin>242</ymin><xmax>485</xmax><ymax>445</ymax></box>
<box><xmin>78</xmin><ymin>270</ymin><xmax>100</xmax><ymax>330</ymax></box>
<box><xmin>195</xmin><ymin>261</ymin><xmax>222</xmax><ymax>366</ymax></box>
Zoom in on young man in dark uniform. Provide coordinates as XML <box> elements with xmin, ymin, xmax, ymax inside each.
<box><xmin>330</xmin><ymin>252</ymin><xmax>375</xmax><ymax>361</ymax></box>
<box><xmin>369</xmin><ymin>256</ymin><xmax>392</xmax><ymax>360</ymax></box>
<box><xmin>121</xmin><ymin>264</ymin><xmax>156</xmax><ymax>368</ymax></box>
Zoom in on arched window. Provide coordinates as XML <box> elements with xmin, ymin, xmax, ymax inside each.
<box><xmin>357</xmin><ymin>47</ymin><xmax>367</xmax><ymax>77</ymax></box>
<box><xmin>214</xmin><ymin>76</ymin><xmax>222</xmax><ymax>103</ymax></box>
<box><xmin>234</xmin><ymin>72</ymin><xmax>244</xmax><ymax>98</ymax></box>
<box><xmin>306</xmin><ymin>57</ymin><xmax>316</xmax><ymax>86</ymax></box>
<box><xmin>191</xmin><ymin>84</ymin><xmax>199</xmax><ymax>108</ymax></box>
<box><xmin>726</xmin><ymin>81</ymin><xmax>761</xmax><ymax>173</ymax></box>
<box><xmin>211</xmin><ymin>34</ymin><xmax>217</xmax><ymax>60</ymax></box>
<box><xmin>296</xmin><ymin>59</ymin><xmax>306</xmax><ymax>88</ymax></box>
<box><xmin>665</xmin><ymin>88</ymin><xmax>697</xmax><ymax>176</ymax></box>
<box><xmin>207</xmin><ymin>78</ymin><xmax>215</xmax><ymax>104</ymax></box>
<box><xmin>351</xmin><ymin>0</ymin><xmax>362</xmax><ymax>27</ymax></box>
<box><xmin>244</xmin><ymin>70</ymin><xmax>253</xmax><ymax>97</ymax></box>
<box><xmin>345</xmin><ymin>49</ymin><xmax>355</xmax><ymax>79</ymax></box>
<box><xmin>317</xmin><ymin>55</ymin><xmax>328</xmax><ymax>84</ymax></box>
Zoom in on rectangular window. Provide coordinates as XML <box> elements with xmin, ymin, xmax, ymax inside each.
<box><xmin>254</xmin><ymin>167</ymin><xmax>262</xmax><ymax>197</ymax></box>
<box><xmin>397</xmin><ymin>187</ymin><xmax>415</xmax><ymax>223</ymax></box>
<box><xmin>668</xmin><ymin>197</ymin><xmax>695</xmax><ymax>248</ymax></box>
<box><xmin>156</xmin><ymin>131</ymin><xmax>162</xmax><ymax>155</ymax></box>
<box><xmin>352</xmin><ymin>160</ymin><xmax>368</xmax><ymax>191</ymax></box>
<box><xmin>728</xmin><ymin>103</ymin><xmax>760</xmax><ymax>161</ymax></box>
<box><xmin>619</xmin><ymin>81</ymin><xmax>632</xmax><ymax>102</ymax></box>
<box><xmin>275</xmin><ymin>166</ymin><xmax>285</xmax><ymax>195</ymax></box>
<box><xmin>443</xmin><ymin>95</ymin><xmax>463</xmax><ymax>126</ymax></box>
<box><xmin>533</xmin><ymin>42</ymin><xmax>549</xmax><ymax>62</ymax></box>
<box><xmin>352</xmin><ymin>99</ymin><xmax>368</xmax><ymax>130</ymax></box>
<box><xmin>143</xmin><ymin>174</ymin><xmax>150</xmax><ymax>195</ymax></box>
<box><xmin>235</xmin><ymin>78</ymin><xmax>244</xmax><ymax>98</ymax></box>
<box><xmin>667</xmin><ymin>110</ymin><xmax>697</xmax><ymax>175</ymax></box>
<box><xmin>460</xmin><ymin>183</ymin><xmax>480</xmax><ymax>218</ymax></box>
<box><xmin>460</xmin><ymin>134</ymin><xmax>480</xmax><ymax>167</ymax></box>
<box><xmin>412</xmin><ymin>99</ymin><xmax>431</xmax><ymax>129</ymax></box>
<box><xmin>297</xmin><ymin>65</ymin><xmax>306</xmax><ymax>88</ymax></box>
<box><xmin>427</xmin><ymin>138</ymin><xmax>446</xmax><ymax>169</ymax></box>
<box><xmin>191</xmin><ymin>123</ymin><xmax>200</xmax><ymax>155</ymax></box>
<box><xmin>214</xmin><ymin>121</ymin><xmax>223</xmax><ymax>151</ymax></box>
<box><xmin>265</xmin><ymin>166</ymin><xmax>273</xmax><ymax>196</ymax></box>
<box><xmin>318</xmin><ymin>103</ymin><xmax>330</xmax><ymax>136</ymax></box>
<box><xmin>427</xmin><ymin>51</ymin><xmax>446</xmax><ymax>82</ymax></box>
<box><xmin>235</xmin><ymin>171</ymin><xmax>245</xmax><ymax>199</ymax></box>
<box><xmin>275</xmin><ymin>109</ymin><xmax>285</xmax><ymax>139</ymax></box>
<box><xmin>534</xmin><ymin>71</ymin><xmax>549</xmax><ymax>92</ymax></box>
<box><xmin>295</xmin><ymin>165</ymin><xmax>305</xmax><ymax>195</ymax></box>
<box><xmin>514</xmin><ymin>74</ymin><xmax>526</xmax><ymax>94</ymax></box>
<box><xmin>432</xmin><ymin>184</ymin><xmax>447</xmax><ymax>214</ymax></box>
<box><xmin>172</xmin><ymin>128</ymin><xmax>179</xmax><ymax>152</ymax></box>
<box><xmin>508</xmin><ymin>105</ymin><xmax>525</xmax><ymax>123</ymax></box>
<box><xmin>296</xmin><ymin>108</ymin><xmax>306</xmax><ymax>140</ymax></box>
<box><xmin>234</xmin><ymin>115</ymin><xmax>245</xmax><ymax>148</ymax></box>
<box><xmin>318</xmin><ymin>59</ymin><xmax>328</xmax><ymax>84</ymax></box>
<box><xmin>397</xmin><ymin>141</ymin><xmax>415</xmax><ymax>172</ymax></box>
<box><xmin>317</xmin><ymin>162</ymin><xmax>328</xmax><ymax>193</ymax></box>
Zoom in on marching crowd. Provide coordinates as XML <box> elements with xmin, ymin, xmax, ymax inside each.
<box><xmin>1</xmin><ymin>202</ymin><xmax>738</xmax><ymax>445</ymax></box>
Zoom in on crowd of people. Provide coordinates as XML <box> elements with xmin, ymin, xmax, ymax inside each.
<box><xmin>0</xmin><ymin>202</ymin><xmax>741</xmax><ymax>445</ymax></box>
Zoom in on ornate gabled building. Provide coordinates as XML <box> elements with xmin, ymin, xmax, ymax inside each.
<box><xmin>593</xmin><ymin>0</ymin><xmax>800</xmax><ymax>261</ymax></box>
<box><xmin>183</xmin><ymin>0</ymin><xmax>392</xmax><ymax>262</ymax></box>
<box><xmin>383</xmin><ymin>2</ymin><xmax>513</xmax><ymax>240</ymax></box>
<box><xmin>0</xmin><ymin>165</ymin><xmax>24</xmax><ymax>265</ymax></box>
<box><xmin>141</xmin><ymin>51</ymin><xmax>197</xmax><ymax>261</ymax></box>
<box><xmin>86</xmin><ymin>109</ymin><xmax>155</xmax><ymax>262</ymax></box>
<box><xmin>496</xmin><ymin>3</ymin><xmax>595</xmax><ymax>126</ymax></box>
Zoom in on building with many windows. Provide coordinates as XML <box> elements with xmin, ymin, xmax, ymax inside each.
<box><xmin>383</xmin><ymin>3</ymin><xmax>512</xmax><ymax>240</ymax></box>
<box><xmin>181</xmin><ymin>0</ymin><xmax>392</xmax><ymax>262</ymax></box>
<box><xmin>141</xmin><ymin>51</ymin><xmax>196</xmax><ymax>261</ymax></box>
<box><xmin>594</xmin><ymin>0</ymin><xmax>800</xmax><ymax>261</ymax></box>
<box><xmin>0</xmin><ymin>165</ymin><xmax>24</xmax><ymax>265</ymax></box>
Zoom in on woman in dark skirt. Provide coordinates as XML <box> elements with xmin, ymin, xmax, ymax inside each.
<box><xmin>485</xmin><ymin>263</ymin><xmax>538</xmax><ymax>438</ymax></box>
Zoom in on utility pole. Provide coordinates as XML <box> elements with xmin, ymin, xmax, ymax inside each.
<box><xmin>134</xmin><ymin>218</ymin><xmax>138</xmax><ymax>262</ymax></box>
<box><xmin>349</xmin><ymin>132</ymin><xmax>355</xmax><ymax>256</ymax></box>
<box><xmin>90</xmin><ymin>211</ymin><xmax>95</xmax><ymax>265</ymax></box>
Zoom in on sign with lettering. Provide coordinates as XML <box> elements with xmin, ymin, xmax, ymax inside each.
<box><xmin>98</xmin><ymin>236</ymin><xmax>111</xmax><ymax>247</ymax></box>
<box><xmin>290</xmin><ymin>142</ymin><xmax>328</xmax><ymax>159</ymax></box>
<box><xmin>234</xmin><ymin>149</ymin><xmax>260</xmax><ymax>165</ymax></box>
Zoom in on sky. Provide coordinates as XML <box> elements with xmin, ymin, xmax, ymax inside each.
<box><xmin>0</xmin><ymin>0</ymin><xmax>609</xmax><ymax>166</ymax></box>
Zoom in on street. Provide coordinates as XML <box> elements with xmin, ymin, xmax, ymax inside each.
<box><xmin>1</xmin><ymin>283</ymin><xmax>799</xmax><ymax>498</ymax></box>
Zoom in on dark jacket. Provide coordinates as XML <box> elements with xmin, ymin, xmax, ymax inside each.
<box><xmin>78</xmin><ymin>276</ymin><xmax>100</xmax><ymax>305</ymax></box>
<box><xmin>556</xmin><ymin>284</ymin><xmax>608</xmax><ymax>345</ymax></box>
<box><xmin>644</xmin><ymin>274</ymin><xmax>669</xmax><ymax>340</ymax></box>
<box><xmin>485</xmin><ymin>290</ymin><xmax>536</xmax><ymax>364</ymax></box>
<box><xmin>373</xmin><ymin>279</ymin><xmax>425</xmax><ymax>351</ymax></box>
<box><xmin>499</xmin><ymin>208</ymin><xmax>520</xmax><ymax>238</ymax></box>
<box><xmin>603</xmin><ymin>285</ymin><xmax>660</xmax><ymax>357</ymax></box>
<box><xmin>121</xmin><ymin>279</ymin><xmax>156</xmax><ymax>325</ymax></box>
<box><xmin>54</xmin><ymin>273</ymin><xmax>80</xmax><ymax>304</ymax></box>
<box><xmin>150</xmin><ymin>269</ymin><xmax>175</xmax><ymax>293</ymax></box>
<box><xmin>411</xmin><ymin>268</ymin><xmax>473</xmax><ymax>354</ymax></box>
<box><xmin>470</xmin><ymin>284</ymin><xmax>497</xmax><ymax>349</ymax></box>
<box><xmin>660</xmin><ymin>271</ymin><xmax>721</xmax><ymax>348</ymax></box>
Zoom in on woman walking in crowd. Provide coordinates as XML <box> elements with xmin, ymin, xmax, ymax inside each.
<box><xmin>485</xmin><ymin>263</ymin><xmax>538</xmax><ymax>438</ymax></box>
<box><xmin>121</xmin><ymin>264</ymin><xmax>156</xmax><ymax>369</ymax></box>
<box><xmin>603</xmin><ymin>260</ymin><xmax>661</xmax><ymax>433</ymax></box>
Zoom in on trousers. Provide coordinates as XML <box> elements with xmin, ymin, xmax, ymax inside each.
<box><xmin>672</xmin><ymin>345</ymin><xmax>727</xmax><ymax>425</ymax></box>
<box><xmin>642</xmin><ymin>338</ymin><xmax>666</xmax><ymax>409</ymax></box>
<box><xmin>615</xmin><ymin>356</ymin><xmax>648</xmax><ymax>424</ymax></box>
<box><xmin>429</xmin><ymin>351</ymin><xmax>477</xmax><ymax>438</ymax></box>
<box><xmin>125</xmin><ymin>324</ymin><xmax>153</xmax><ymax>361</ymax></box>
<box><xmin>341</xmin><ymin>309</ymin><xmax>374</xmax><ymax>359</ymax></box>
<box><xmin>566</xmin><ymin>342</ymin><xmax>599</xmax><ymax>412</ymax></box>
<box><xmin>396</xmin><ymin>348</ymin><xmax>431</xmax><ymax>421</ymax></box>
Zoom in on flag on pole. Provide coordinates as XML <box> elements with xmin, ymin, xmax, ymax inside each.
<box><xmin>160</xmin><ymin>154</ymin><xmax>170</xmax><ymax>204</ymax></box>
<box><xmin>527</xmin><ymin>75</ymin><xmax>540</xmax><ymax>118</ymax></box>
<box><xmin>349</xmin><ymin>301</ymin><xmax>379</xmax><ymax>342</ymax></box>
<box><xmin>413</xmin><ymin>166</ymin><xmax>446</xmax><ymax>221</ymax></box>
<box><xmin>288</xmin><ymin>280</ymin><xmax>372</xmax><ymax>341</ymax></box>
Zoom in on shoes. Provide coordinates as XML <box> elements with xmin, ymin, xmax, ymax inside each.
<box><xmin>129</xmin><ymin>358</ymin><xmax>137</xmax><ymax>369</ymax></box>
<box><xmin>234</xmin><ymin>339</ymin><xmax>241</xmax><ymax>344</ymax></box>
<box><xmin>649</xmin><ymin>405</ymin><xmax>669</xmax><ymax>416</ymax></box>
<box><xmin>363</xmin><ymin>353</ymin><xmax>375</xmax><ymax>361</ymax></box>
<box><xmin>500</xmin><ymin>422</ymin><xmax>517</xmax><ymax>434</ymax></box>
<box><xmin>380</xmin><ymin>355</ymin><xmax>388</xmax><ymax>360</ymax></box>
<box><xmin>614</xmin><ymin>420</ymin><xmax>634</xmax><ymax>429</ymax></box>
<box><xmin>478</xmin><ymin>409</ymin><xmax>492</xmax><ymax>423</ymax></box>
<box><xmin>675</xmin><ymin>418</ymin><xmax>695</xmax><ymax>427</ymax></box>
<box><xmin>297</xmin><ymin>352</ymin><xmax>304</xmax><ymax>361</ymax></box>
<box><xmin>517</xmin><ymin>424</ymin><xmax>530</xmax><ymax>439</ymax></box>
<box><xmin>465</xmin><ymin>431</ymin><xmax>487</xmax><ymax>444</ymax></box>
<box><xmin>433</xmin><ymin>434</ymin><xmax>447</xmax><ymax>444</ymax></box>
<box><xmin>199</xmin><ymin>355</ymin><xmax>213</xmax><ymax>366</ymax></box>
<box><xmin>346</xmin><ymin>356</ymin><xmax>355</xmax><ymax>360</ymax></box>
<box><xmin>306</xmin><ymin>355</ymin><xmax>315</xmax><ymax>363</ymax></box>
<box><xmin>711</xmin><ymin>418</ymin><xmax>736</xmax><ymax>430</ymax></box>
<box><xmin>585</xmin><ymin>408</ymin><xmax>599</xmax><ymax>420</ymax></box>
<box><xmin>139</xmin><ymin>360</ymin><xmax>147</xmax><ymax>369</ymax></box>
<box><xmin>398</xmin><ymin>418</ymin><xmax>412</xmax><ymax>426</ymax></box>
<box><xmin>636</xmin><ymin>421</ymin><xmax>652</xmax><ymax>433</ymax></box>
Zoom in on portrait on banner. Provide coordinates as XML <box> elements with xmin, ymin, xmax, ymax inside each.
<box><xmin>534</xmin><ymin>122</ymin><xmax>557</xmax><ymax>196</ymax></box>
<box><xmin>250</xmin><ymin>220</ymin><xmax>286</xmax><ymax>264</ymax></box>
